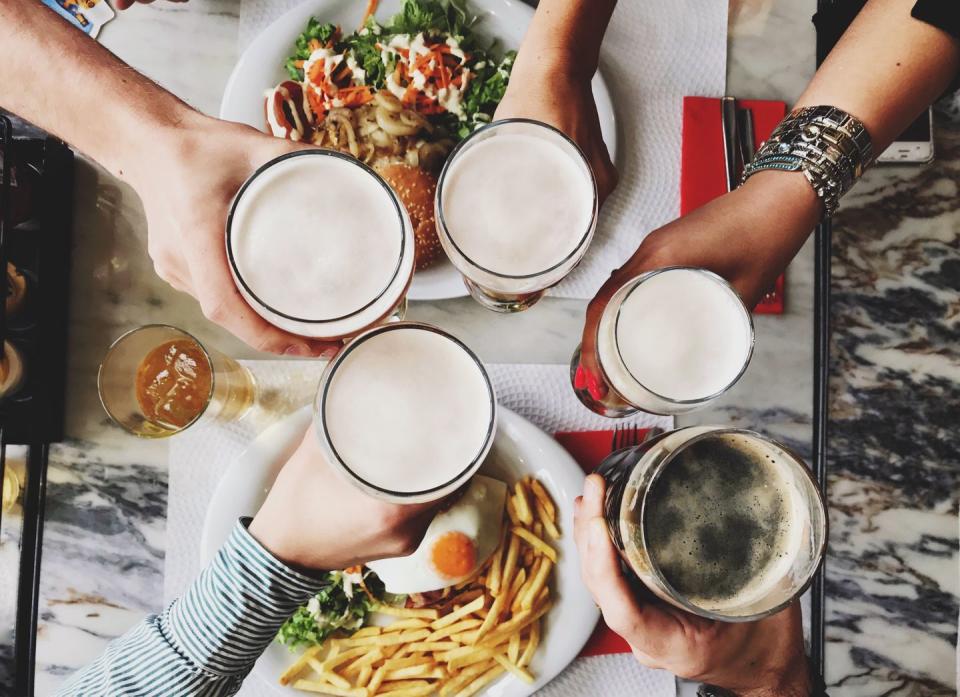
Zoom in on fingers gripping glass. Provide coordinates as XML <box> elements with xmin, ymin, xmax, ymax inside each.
<box><xmin>571</xmin><ymin>267</ymin><xmax>755</xmax><ymax>417</ymax></box>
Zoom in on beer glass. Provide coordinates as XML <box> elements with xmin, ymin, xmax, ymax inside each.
<box><xmin>314</xmin><ymin>322</ymin><xmax>497</xmax><ymax>504</ymax></box>
<box><xmin>598</xmin><ymin>426</ymin><xmax>826</xmax><ymax>622</ymax></box>
<box><xmin>436</xmin><ymin>119</ymin><xmax>598</xmax><ymax>313</ymax></box>
<box><xmin>571</xmin><ymin>267</ymin><xmax>755</xmax><ymax>417</ymax></box>
<box><xmin>98</xmin><ymin>325</ymin><xmax>255</xmax><ymax>438</ymax></box>
<box><xmin>226</xmin><ymin>150</ymin><xmax>415</xmax><ymax>340</ymax></box>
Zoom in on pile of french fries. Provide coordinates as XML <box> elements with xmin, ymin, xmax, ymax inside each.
<box><xmin>281</xmin><ymin>476</ymin><xmax>561</xmax><ymax>697</ymax></box>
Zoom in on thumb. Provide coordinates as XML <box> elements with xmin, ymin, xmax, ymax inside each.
<box><xmin>577</xmin><ymin>475</ymin><xmax>680</xmax><ymax>661</ymax></box>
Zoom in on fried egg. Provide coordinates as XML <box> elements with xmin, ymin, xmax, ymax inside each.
<box><xmin>367</xmin><ymin>475</ymin><xmax>507</xmax><ymax>594</ymax></box>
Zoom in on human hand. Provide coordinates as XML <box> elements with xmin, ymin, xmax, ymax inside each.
<box><xmin>574</xmin><ymin>474</ymin><xmax>812</xmax><ymax>696</ymax></box>
<box><xmin>495</xmin><ymin>47</ymin><xmax>617</xmax><ymax>204</ymax></box>
<box><xmin>576</xmin><ymin>170</ymin><xmax>823</xmax><ymax>389</ymax></box>
<box><xmin>126</xmin><ymin>112</ymin><xmax>338</xmax><ymax>357</ymax></box>
<box><xmin>249</xmin><ymin>428</ymin><xmax>439</xmax><ymax>571</ymax></box>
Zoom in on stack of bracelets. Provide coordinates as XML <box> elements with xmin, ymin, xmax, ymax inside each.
<box><xmin>742</xmin><ymin>105</ymin><xmax>875</xmax><ymax>216</ymax></box>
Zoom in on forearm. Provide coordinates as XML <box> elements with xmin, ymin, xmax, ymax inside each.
<box><xmin>796</xmin><ymin>0</ymin><xmax>960</xmax><ymax>150</ymax></box>
<box><xmin>59</xmin><ymin>520</ymin><xmax>324</xmax><ymax>697</ymax></box>
<box><xmin>517</xmin><ymin>0</ymin><xmax>617</xmax><ymax>77</ymax></box>
<box><xmin>0</xmin><ymin>0</ymin><xmax>199</xmax><ymax>180</ymax></box>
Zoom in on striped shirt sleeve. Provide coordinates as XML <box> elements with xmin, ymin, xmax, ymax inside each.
<box><xmin>58</xmin><ymin>518</ymin><xmax>327</xmax><ymax>697</ymax></box>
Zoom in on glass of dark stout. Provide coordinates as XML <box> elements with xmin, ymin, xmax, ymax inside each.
<box><xmin>598</xmin><ymin>427</ymin><xmax>826</xmax><ymax>621</ymax></box>
<box><xmin>98</xmin><ymin>325</ymin><xmax>255</xmax><ymax>438</ymax></box>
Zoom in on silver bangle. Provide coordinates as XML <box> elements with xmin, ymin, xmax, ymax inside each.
<box><xmin>742</xmin><ymin>105</ymin><xmax>874</xmax><ymax>216</ymax></box>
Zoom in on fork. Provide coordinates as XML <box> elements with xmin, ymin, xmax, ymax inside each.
<box><xmin>610</xmin><ymin>424</ymin><xmax>643</xmax><ymax>453</ymax></box>
<box><xmin>610</xmin><ymin>424</ymin><xmax>669</xmax><ymax>454</ymax></box>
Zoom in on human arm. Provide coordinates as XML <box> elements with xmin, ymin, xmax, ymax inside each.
<box><xmin>0</xmin><ymin>0</ymin><xmax>335</xmax><ymax>357</ymax></box>
<box><xmin>495</xmin><ymin>0</ymin><xmax>618</xmax><ymax>202</ymax></box>
<box><xmin>574</xmin><ymin>474</ymin><xmax>812</xmax><ymax>696</ymax></box>
<box><xmin>577</xmin><ymin>0</ymin><xmax>960</xmax><ymax>383</ymax></box>
<box><xmin>58</xmin><ymin>430</ymin><xmax>436</xmax><ymax>696</ymax></box>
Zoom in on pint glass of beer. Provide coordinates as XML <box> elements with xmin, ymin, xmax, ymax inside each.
<box><xmin>598</xmin><ymin>426</ymin><xmax>826</xmax><ymax>621</ymax></box>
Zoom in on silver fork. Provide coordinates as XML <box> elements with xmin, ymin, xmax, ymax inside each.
<box><xmin>610</xmin><ymin>424</ymin><xmax>643</xmax><ymax>453</ymax></box>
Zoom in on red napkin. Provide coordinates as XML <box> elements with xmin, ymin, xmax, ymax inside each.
<box><xmin>554</xmin><ymin>429</ymin><xmax>654</xmax><ymax>657</ymax></box>
<box><xmin>680</xmin><ymin>96</ymin><xmax>787</xmax><ymax>314</ymax></box>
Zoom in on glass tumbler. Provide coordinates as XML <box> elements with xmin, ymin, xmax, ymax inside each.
<box><xmin>98</xmin><ymin>325</ymin><xmax>255</xmax><ymax>438</ymax></box>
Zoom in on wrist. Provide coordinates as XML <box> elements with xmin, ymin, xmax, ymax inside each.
<box><xmin>740</xmin><ymin>170</ymin><xmax>822</xmax><ymax>221</ymax></box>
<box><xmin>120</xmin><ymin>104</ymin><xmax>213</xmax><ymax>188</ymax></box>
<box><xmin>511</xmin><ymin>43</ymin><xmax>598</xmax><ymax>84</ymax></box>
<box><xmin>736</xmin><ymin>654</ymin><xmax>813</xmax><ymax>697</ymax></box>
<box><xmin>518</xmin><ymin>0</ymin><xmax>616</xmax><ymax>81</ymax></box>
<box><xmin>248</xmin><ymin>509</ymin><xmax>327</xmax><ymax>571</ymax></box>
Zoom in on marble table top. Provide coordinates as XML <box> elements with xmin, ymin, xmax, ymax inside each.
<box><xmin>0</xmin><ymin>0</ymin><xmax>955</xmax><ymax>695</ymax></box>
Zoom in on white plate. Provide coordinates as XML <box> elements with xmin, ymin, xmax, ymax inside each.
<box><xmin>201</xmin><ymin>405</ymin><xmax>598</xmax><ymax>697</ymax></box>
<box><xmin>220</xmin><ymin>0</ymin><xmax>618</xmax><ymax>301</ymax></box>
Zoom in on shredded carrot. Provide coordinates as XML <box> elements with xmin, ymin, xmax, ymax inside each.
<box><xmin>336</xmin><ymin>85</ymin><xmax>374</xmax><ymax>107</ymax></box>
<box><xmin>298</xmin><ymin>29</ymin><xmax>467</xmax><ymax>119</ymax></box>
<box><xmin>412</xmin><ymin>51</ymin><xmax>435</xmax><ymax>72</ymax></box>
<box><xmin>306</xmin><ymin>88</ymin><xmax>328</xmax><ymax>118</ymax></box>
<box><xmin>359</xmin><ymin>0</ymin><xmax>379</xmax><ymax>29</ymax></box>
<box><xmin>307</xmin><ymin>59</ymin><xmax>326</xmax><ymax>84</ymax></box>
<box><xmin>438</xmin><ymin>60</ymin><xmax>450</xmax><ymax>89</ymax></box>
<box><xmin>402</xmin><ymin>83</ymin><xmax>418</xmax><ymax>107</ymax></box>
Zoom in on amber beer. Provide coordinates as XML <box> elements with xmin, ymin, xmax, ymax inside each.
<box><xmin>598</xmin><ymin>427</ymin><xmax>826</xmax><ymax>621</ymax></box>
<box><xmin>2</xmin><ymin>466</ymin><xmax>20</xmax><ymax>513</ymax></box>
<box><xmin>99</xmin><ymin>325</ymin><xmax>255</xmax><ymax>438</ymax></box>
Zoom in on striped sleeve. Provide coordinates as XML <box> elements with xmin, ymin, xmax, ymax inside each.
<box><xmin>58</xmin><ymin>518</ymin><xmax>327</xmax><ymax>697</ymax></box>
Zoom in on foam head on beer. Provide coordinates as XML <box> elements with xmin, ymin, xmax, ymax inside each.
<box><xmin>318</xmin><ymin>324</ymin><xmax>495</xmax><ymax>500</ymax></box>
<box><xmin>228</xmin><ymin>151</ymin><xmax>414</xmax><ymax>338</ymax></box>
<box><xmin>440</xmin><ymin>129</ymin><xmax>593</xmax><ymax>277</ymax></box>
<box><xmin>602</xmin><ymin>268</ymin><xmax>753</xmax><ymax>408</ymax></box>
<box><xmin>642</xmin><ymin>432</ymin><xmax>808</xmax><ymax>616</ymax></box>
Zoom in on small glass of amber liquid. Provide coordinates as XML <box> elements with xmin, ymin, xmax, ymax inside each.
<box><xmin>98</xmin><ymin>325</ymin><xmax>256</xmax><ymax>438</ymax></box>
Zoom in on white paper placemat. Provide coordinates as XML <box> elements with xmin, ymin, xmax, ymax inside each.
<box><xmin>165</xmin><ymin>360</ymin><xmax>674</xmax><ymax>696</ymax></box>
<box><xmin>237</xmin><ymin>0</ymin><xmax>728</xmax><ymax>300</ymax></box>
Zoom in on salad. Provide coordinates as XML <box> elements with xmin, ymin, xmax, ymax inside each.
<box><xmin>266</xmin><ymin>0</ymin><xmax>515</xmax><ymax>144</ymax></box>
<box><xmin>263</xmin><ymin>0</ymin><xmax>518</xmax><ymax>271</ymax></box>
<box><xmin>278</xmin><ymin>568</ymin><xmax>385</xmax><ymax>650</ymax></box>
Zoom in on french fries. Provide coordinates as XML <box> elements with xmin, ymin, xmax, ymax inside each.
<box><xmin>284</xmin><ymin>476</ymin><xmax>560</xmax><ymax>696</ymax></box>
<box><xmin>510</xmin><ymin>526</ymin><xmax>557</xmax><ymax>564</ymax></box>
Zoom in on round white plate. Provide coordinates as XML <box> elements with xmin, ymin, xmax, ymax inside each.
<box><xmin>201</xmin><ymin>405</ymin><xmax>598</xmax><ymax>697</ymax></box>
<box><xmin>220</xmin><ymin>0</ymin><xmax>618</xmax><ymax>301</ymax></box>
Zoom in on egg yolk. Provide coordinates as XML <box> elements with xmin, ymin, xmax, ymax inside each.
<box><xmin>430</xmin><ymin>531</ymin><xmax>477</xmax><ymax>579</ymax></box>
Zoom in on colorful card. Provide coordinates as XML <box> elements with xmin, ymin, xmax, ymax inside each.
<box><xmin>40</xmin><ymin>0</ymin><xmax>115</xmax><ymax>39</ymax></box>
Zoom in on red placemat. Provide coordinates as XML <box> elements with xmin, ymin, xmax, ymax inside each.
<box><xmin>680</xmin><ymin>96</ymin><xmax>787</xmax><ymax>314</ymax></box>
<box><xmin>554</xmin><ymin>429</ymin><xmax>654</xmax><ymax>657</ymax></box>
